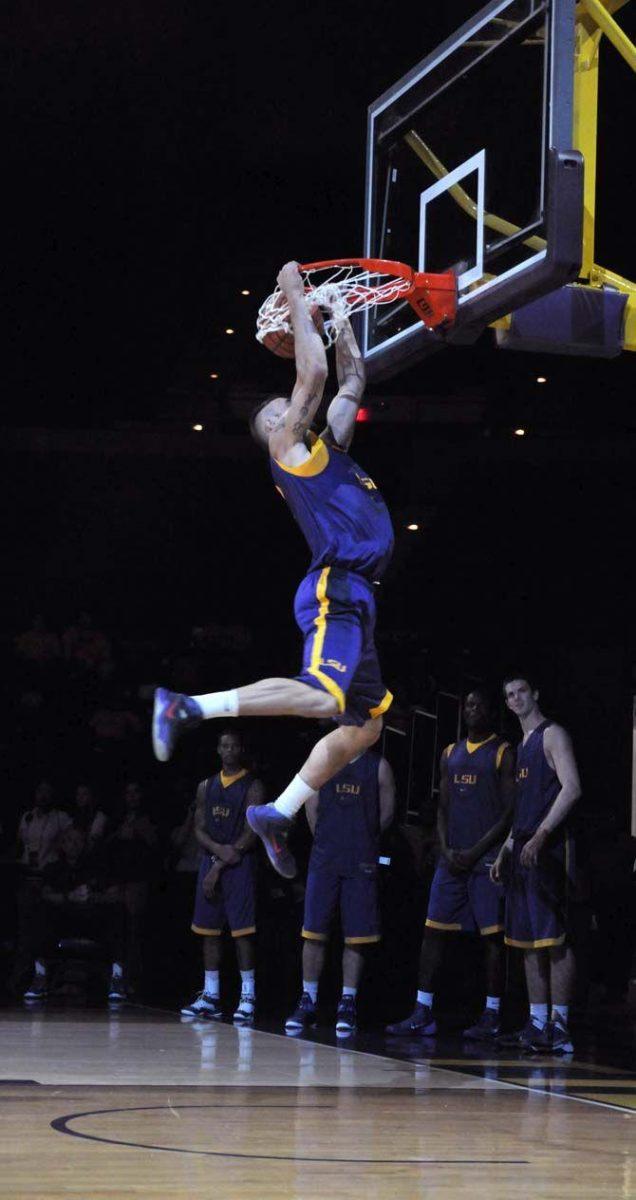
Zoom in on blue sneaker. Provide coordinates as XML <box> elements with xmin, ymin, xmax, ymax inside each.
<box><xmin>152</xmin><ymin>687</ymin><xmax>202</xmax><ymax>762</ymax></box>
<box><xmin>385</xmin><ymin>1003</ymin><xmax>437</xmax><ymax>1037</ymax></box>
<box><xmin>285</xmin><ymin>992</ymin><xmax>317</xmax><ymax>1031</ymax></box>
<box><xmin>246</xmin><ymin>803</ymin><xmax>296</xmax><ymax>878</ymax></box>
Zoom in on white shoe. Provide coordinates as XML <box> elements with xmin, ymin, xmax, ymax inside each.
<box><xmin>180</xmin><ymin>991</ymin><xmax>222</xmax><ymax>1019</ymax></box>
<box><xmin>233</xmin><ymin>992</ymin><xmax>255</xmax><ymax>1024</ymax></box>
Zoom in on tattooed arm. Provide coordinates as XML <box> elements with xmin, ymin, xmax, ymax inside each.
<box><xmin>269</xmin><ymin>261</ymin><xmax>328</xmax><ymax>463</ymax></box>
<box><xmin>321</xmin><ymin>318</ymin><xmax>366</xmax><ymax>451</ymax></box>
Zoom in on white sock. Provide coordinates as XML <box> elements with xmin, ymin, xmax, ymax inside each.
<box><xmin>204</xmin><ymin>970</ymin><xmax>220</xmax><ymax>997</ymax></box>
<box><xmin>552</xmin><ymin>1004</ymin><xmax>568</xmax><ymax>1024</ymax></box>
<box><xmin>111</xmin><ymin>962</ymin><xmax>124</xmax><ymax>979</ymax></box>
<box><xmin>530</xmin><ymin>1003</ymin><xmax>549</xmax><ymax>1028</ymax></box>
<box><xmin>417</xmin><ymin>990</ymin><xmax>434</xmax><ymax>1009</ymax></box>
<box><xmin>35</xmin><ymin>960</ymin><xmax>47</xmax><ymax>977</ymax></box>
<box><xmin>274</xmin><ymin>774</ymin><xmax>318</xmax><ymax>820</ymax></box>
<box><xmin>303</xmin><ymin>980</ymin><xmax>318</xmax><ymax>1004</ymax></box>
<box><xmin>191</xmin><ymin>689</ymin><xmax>239</xmax><ymax>719</ymax></box>
<box><xmin>240</xmin><ymin>969</ymin><xmax>255</xmax><ymax>998</ymax></box>
<box><xmin>342</xmin><ymin>986</ymin><xmax>357</xmax><ymax>998</ymax></box>
<box><xmin>485</xmin><ymin>995</ymin><xmax>500</xmax><ymax>1012</ymax></box>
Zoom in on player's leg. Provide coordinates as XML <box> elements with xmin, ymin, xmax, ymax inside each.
<box><xmin>181</xmin><ymin>860</ymin><xmax>224</xmax><ymax>1018</ymax></box>
<box><xmin>247</xmin><ymin>717</ymin><xmax>383</xmax><ymax>879</ymax></box>
<box><xmin>152</xmin><ymin>568</ymin><xmax>357</xmax><ymax>762</ymax></box>
<box><xmin>463</xmin><ymin>870</ymin><xmax>505</xmax><ymax>1040</ymax></box>
<box><xmin>287</xmin><ymin>865</ymin><xmax>338</xmax><ymax>1030</ymax></box>
<box><xmin>385</xmin><ymin>928</ymin><xmax>442</xmax><ymax>1036</ymax></box>
<box><xmin>547</xmin><ymin>942</ymin><xmax>575</xmax><ymax>1052</ymax></box>
<box><xmin>226</xmin><ymin>857</ymin><xmax>257</xmax><ymax>1024</ymax></box>
<box><xmin>336</xmin><ymin>867</ymin><xmax>381</xmax><ymax>1034</ymax></box>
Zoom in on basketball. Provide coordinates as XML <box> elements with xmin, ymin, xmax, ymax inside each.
<box><xmin>261</xmin><ymin>298</ymin><xmax>325</xmax><ymax>358</ymax></box>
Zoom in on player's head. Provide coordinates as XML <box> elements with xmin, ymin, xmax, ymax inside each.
<box><xmin>502</xmin><ymin>672</ymin><xmax>540</xmax><ymax>719</ymax></box>
<box><xmin>217</xmin><ymin>728</ymin><xmax>244</xmax><ymax>772</ymax></box>
<box><xmin>463</xmin><ymin>688</ymin><xmax>494</xmax><ymax>735</ymax></box>
<box><xmin>249</xmin><ymin>395</ymin><xmax>290</xmax><ymax>449</ymax></box>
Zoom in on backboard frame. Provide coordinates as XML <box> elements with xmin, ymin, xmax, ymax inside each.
<box><xmin>363</xmin><ymin>0</ymin><xmax>583</xmax><ymax>379</ymax></box>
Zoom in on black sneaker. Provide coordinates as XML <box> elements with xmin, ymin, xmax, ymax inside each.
<box><xmin>335</xmin><ymin>995</ymin><xmax>357</xmax><ymax>1035</ymax></box>
<box><xmin>532</xmin><ymin>1018</ymin><xmax>573</xmax><ymax>1054</ymax></box>
<box><xmin>23</xmin><ymin>976</ymin><xmax>48</xmax><ymax>1001</ymax></box>
<box><xmin>463</xmin><ymin>1008</ymin><xmax>501</xmax><ymax>1041</ymax></box>
<box><xmin>107</xmin><ymin>976</ymin><xmax>128</xmax><ymax>1003</ymax></box>
<box><xmin>285</xmin><ymin>991</ymin><xmax>317</xmax><ymax>1032</ymax></box>
<box><xmin>498</xmin><ymin>1017</ymin><xmax>544</xmax><ymax>1050</ymax></box>
<box><xmin>180</xmin><ymin>991</ymin><xmax>223</xmax><ymax>1020</ymax></box>
<box><xmin>152</xmin><ymin>688</ymin><xmax>203</xmax><ymax>762</ymax></box>
<box><xmin>385</xmin><ymin>1003</ymin><xmax>437</xmax><ymax>1037</ymax></box>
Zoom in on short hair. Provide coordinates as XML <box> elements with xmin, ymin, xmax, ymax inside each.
<box><xmin>218</xmin><ymin>727</ymin><xmax>243</xmax><ymax>743</ymax></box>
<box><xmin>249</xmin><ymin>394</ymin><xmax>288</xmax><ymax>442</ymax></box>
<box><xmin>502</xmin><ymin>671</ymin><xmax>538</xmax><ymax>695</ymax></box>
<box><xmin>464</xmin><ymin>685</ymin><xmax>495</xmax><ymax>712</ymax></box>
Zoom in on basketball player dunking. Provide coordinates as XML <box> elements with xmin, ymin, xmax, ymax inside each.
<box><xmin>153</xmin><ymin>261</ymin><xmax>394</xmax><ymax>879</ymax></box>
<box><xmin>492</xmin><ymin>674</ymin><xmax>581</xmax><ymax>1053</ymax></box>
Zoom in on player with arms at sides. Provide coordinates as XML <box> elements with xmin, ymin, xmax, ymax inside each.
<box><xmin>386</xmin><ymin>689</ymin><xmax>515</xmax><ymax>1039</ymax></box>
<box><xmin>492</xmin><ymin>674</ymin><xmax>581</xmax><ymax>1053</ymax></box>
<box><xmin>180</xmin><ymin>729</ymin><xmax>264</xmax><ymax>1023</ymax></box>
<box><xmin>153</xmin><ymin>261</ymin><xmax>394</xmax><ymax>880</ymax></box>
<box><xmin>286</xmin><ymin>747</ymin><xmax>396</xmax><ymax>1036</ymax></box>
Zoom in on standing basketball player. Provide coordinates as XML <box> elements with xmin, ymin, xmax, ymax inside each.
<box><xmin>492</xmin><ymin>674</ymin><xmax>581</xmax><ymax>1053</ymax></box>
<box><xmin>153</xmin><ymin>261</ymin><xmax>394</xmax><ymax>879</ymax></box>
<box><xmin>286</xmin><ymin>748</ymin><xmax>395</xmax><ymax>1036</ymax></box>
<box><xmin>180</xmin><ymin>729</ymin><xmax>264</xmax><ymax>1023</ymax></box>
<box><xmin>386</xmin><ymin>689</ymin><xmax>515</xmax><ymax>1039</ymax></box>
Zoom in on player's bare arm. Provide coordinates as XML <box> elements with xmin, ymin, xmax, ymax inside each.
<box><xmin>378</xmin><ymin>756</ymin><xmax>396</xmax><ymax>830</ymax></box>
<box><xmin>269</xmin><ymin>261</ymin><xmax>328</xmax><ymax>462</ymax></box>
<box><xmin>519</xmin><ymin>725</ymin><xmax>581</xmax><ymax>867</ymax></box>
<box><xmin>456</xmin><ymin>745</ymin><xmax>515</xmax><ymax>868</ymax></box>
<box><xmin>323</xmin><ymin>318</ymin><xmax>366</xmax><ymax>451</ymax></box>
<box><xmin>437</xmin><ymin>747</ymin><xmax>463</xmax><ymax>873</ymax></box>
<box><xmin>232</xmin><ymin>780</ymin><xmax>265</xmax><ymax>855</ymax></box>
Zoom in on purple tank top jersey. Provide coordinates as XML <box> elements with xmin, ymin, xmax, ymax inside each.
<box><xmin>512</xmin><ymin>720</ymin><xmax>561</xmax><ymax>838</ymax></box>
<box><xmin>446</xmin><ymin>736</ymin><xmax>508</xmax><ymax>865</ymax></box>
<box><xmin>203</xmin><ymin>771</ymin><xmax>253</xmax><ymax>846</ymax></box>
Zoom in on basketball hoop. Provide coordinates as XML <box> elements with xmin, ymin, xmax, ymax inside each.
<box><xmin>256</xmin><ymin>258</ymin><xmax>457</xmax><ymax>354</ymax></box>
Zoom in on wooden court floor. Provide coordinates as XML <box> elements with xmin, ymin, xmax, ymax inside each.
<box><xmin>1</xmin><ymin>1007</ymin><xmax>635</xmax><ymax>1199</ymax></box>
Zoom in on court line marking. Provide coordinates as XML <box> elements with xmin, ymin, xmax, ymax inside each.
<box><xmin>50</xmin><ymin>1103</ymin><xmax>530</xmax><ymax>1164</ymax></box>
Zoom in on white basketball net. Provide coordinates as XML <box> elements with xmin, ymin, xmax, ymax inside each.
<box><xmin>256</xmin><ymin>263</ymin><xmax>413</xmax><ymax>347</ymax></box>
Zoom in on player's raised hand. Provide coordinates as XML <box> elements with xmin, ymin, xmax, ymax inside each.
<box><xmin>277</xmin><ymin>261</ymin><xmax>304</xmax><ymax>298</ymax></box>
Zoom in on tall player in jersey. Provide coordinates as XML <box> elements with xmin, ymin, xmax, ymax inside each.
<box><xmin>153</xmin><ymin>261</ymin><xmax>394</xmax><ymax>879</ymax></box>
<box><xmin>492</xmin><ymin>675</ymin><xmax>581</xmax><ymax>1053</ymax></box>
<box><xmin>387</xmin><ymin>690</ymin><xmax>515</xmax><ymax>1040</ymax></box>
<box><xmin>286</xmin><ymin>748</ymin><xmax>395</xmax><ymax>1036</ymax></box>
<box><xmin>180</xmin><ymin>730</ymin><xmax>265</xmax><ymax>1023</ymax></box>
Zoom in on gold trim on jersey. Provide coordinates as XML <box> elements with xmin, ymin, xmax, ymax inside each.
<box><xmin>231</xmin><ymin>926</ymin><xmax>256</xmax><ymax>938</ymax></box>
<box><xmin>466</xmin><ymin>733</ymin><xmax>497</xmax><ymax>754</ymax></box>
<box><xmin>504</xmin><ymin>933</ymin><xmax>566</xmax><ymax>949</ymax></box>
<box><xmin>369</xmin><ymin>690</ymin><xmax>393</xmax><ymax>719</ymax></box>
<box><xmin>301</xmin><ymin>929</ymin><xmax>328</xmax><ymax>942</ymax></box>
<box><xmin>220</xmin><ymin>769</ymin><xmax>248</xmax><ymax>789</ymax></box>
<box><xmin>425</xmin><ymin>918</ymin><xmax>463</xmax><ymax>932</ymax></box>
<box><xmin>496</xmin><ymin>741</ymin><xmax>510</xmax><ymax>770</ymax></box>
<box><xmin>480</xmin><ymin>923</ymin><xmax>505</xmax><ymax>936</ymax></box>
<box><xmin>274</xmin><ymin>434</ymin><xmax>329</xmax><ymax>477</ymax></box>
<box><xmin>345</xmin><ymin>934</ymin><xmax>381</xmax><ymax>945</ymax></box>
<box><xmin>307</xmin><ymin>566</ymin><xmax>346</xmax><ymax>713</ymax></box>
<box><xmin>191</xmin><ymin>924</ymin><xmax>222</xmax><ymax>936</ymax></box>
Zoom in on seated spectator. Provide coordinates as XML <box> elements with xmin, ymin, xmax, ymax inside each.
<box><xmin>88</xmin><ymin>664</ymin><xmax>142</xmax><ymax>752</ymax></box>
<box><xmin>23</xmin><ymin>827</ymin><xmax>127</xmax><ymax>1003</ymax></box>
<box><xmin>62</xmin><ymin>611</ymin><xmax>111</xmax><ymax>676</ymax></box>
<box><xmin>106</xmin><ymin>781</ymin><xmax>159</xmax><ymax>993</ymax></box>
<box><xmin>14</xmin><ymin>614</ymin><xmax>61</xmax><ymax>667</ymax></box>
<box><xmin>17</xmin><ymin>781</ymin><xmax>72</xmax><ymax>870</ymax></box>
<box><xmin>72</xmin><ymin>783</ymin><xmax>108</xmax><ymax>850</ymax></box>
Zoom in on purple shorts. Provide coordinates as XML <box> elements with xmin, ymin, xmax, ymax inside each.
<box><xmin>426</xmin><ymin>857</ymin><xmax>504</xmax><ymax>936</ymax></box>
<box><xmin>302</xmin><ymin>860</ymin><xmax>380</xmax><ymax>944</ymax></box>
<box><xmin>504</xmin><ymin>831</ymin><xmax>573</xmax><ymax>949</ymax></box>
<box><xmin>191</xmin><ymin>853</ymin><xmax>256</xmax><ymax>938</ymax></box>
<box><xmin>294</xmin><ymin>566</ymin><xmax>392</xmax><ymax>727</ymax></box>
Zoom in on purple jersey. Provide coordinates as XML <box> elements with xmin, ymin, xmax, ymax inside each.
<box><xmin>446</xmin><ymin>736</ymin><xmax>509</xmax><ymax>866</ymax></box>
<box><xmin>512</xmin><ymin>720</ymin><xmax>561</xmax><ymax>838</ymax></box>
<box><xmin>270</xmin><ymin>434</ymin><xmax>394</xmax><ymax>582</ymax></box>
<box><xmin>203</xmin><ymin>770</ymin><xmax>253</xmax><ymax>846</ymax></box>
<box><xmin>311</xmin><ymin>750</ymin><xmax>381</xmax><ymax>871</ymax></box>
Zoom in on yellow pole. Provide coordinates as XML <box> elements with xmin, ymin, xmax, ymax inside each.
<box><xmin>580</xmin><ymin>0</ymin><xmax>636</xmax><ymax>70</ymax></box>
<box><xmin>573</xmin><ymin>13</ymin><xmax>602</xmax><ymax>278</ymax></box>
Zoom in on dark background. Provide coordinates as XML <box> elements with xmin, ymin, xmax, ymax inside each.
<box><xmin>3</xmin><ymin>4</ymin><xmax>635</xmax><ymax>847</ymax></box>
